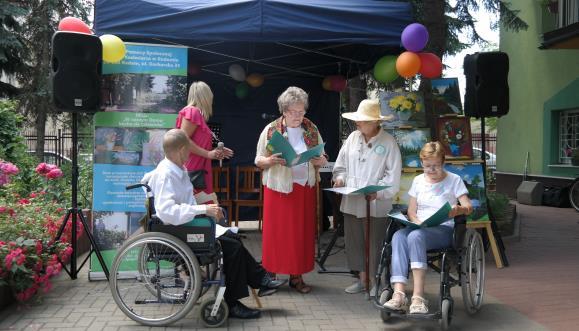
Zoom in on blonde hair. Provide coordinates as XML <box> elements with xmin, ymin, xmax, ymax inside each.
<box><xmin>420</xmin><ymin>141</ymin><xmax>446</xmax><ymax>163</ymax></box>
<box><xmin>277</xmin><ymin>86</ymin><xmax>309</xmax><ymax>114</ymax></box>
<box><xmin>163</xmin><ymin>129</ymin><xmax>190</xmax><ymax>154</ymax></box>
<box><xmin>187</xmin><ymin>81</ymin><xmax>213</xmax><ymax>121</ymax></box>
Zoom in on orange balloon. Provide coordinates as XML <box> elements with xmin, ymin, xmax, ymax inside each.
<box><xmin>396</xmin><ymin>51</ymin><xmax>421</xmax><ymax>78</ymax></box>
<box><xmin>322</xmin><ymin>77</ymin><xmax>332</xmax><ymax>90</ymax></box>
<box><xmin>246</xmin><ymin>73</ymin><xmax>264</xmax><ymax>87</ymax></box>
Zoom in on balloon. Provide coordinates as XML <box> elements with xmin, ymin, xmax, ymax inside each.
<box><xmin>246</xmin><ymin>73</ymin><xmax>264</xmax><ymax>87</ymax></box>
<box><xmin>418</xmin><ymin>53</ymin><xmax>442</xmax><ymax>78</ymax></box>
<box><xmin>228</xmin><ymin>64</ymin><xmax>246</xmax><ymax>82</ymax></box>
<box><xmin>396</xmin><ymin>51</ymin><xmax>421</xmax><ymax>78</ymax></box>
<box><xmin>373</xmin><ymin>55</ymin><xmax>399</xmax><ymax>83</ymax></box>
<box><xmin>329</xmin><ymin>75</ymin><xmax>347</xmax><ymax>92</ymax></box>
<box><xmin>100</xmin><ymin>34</ymin><xmax>126</xmax><ymax>63</ymax></box>
<box><xmin>401</xmin><ymin>23</ymin><xmax>429</xmax><ymax>52</ymax></box>
<box><xmin>58</xmin><ymin>17</ymin><xmax>92</xmax><ymax>34</ymax></box>
<box><xmin>235</xmin><ymin>83</ymin><xmax>249</xmax><ymax>99</ymax></box>
<box><xmin>322</xmin><ymin>77</ymin><xmax>332</xmax><ymax>90</ymax></box>
<box><xmin>188</xmin><ymin>64</ymin><xmax>201</xmax><ymax>76</ymax></box>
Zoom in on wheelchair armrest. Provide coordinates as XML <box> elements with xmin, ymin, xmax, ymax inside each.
<box><xmin>452</xmin><ymin>215</ymin><xmax>467</xmax><ymax>251</ymax></box>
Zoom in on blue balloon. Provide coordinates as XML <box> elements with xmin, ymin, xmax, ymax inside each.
<box><xmin>401</xmin><ymin>23</ymin><xmax>429</xmax><ymax>52</ymax></box>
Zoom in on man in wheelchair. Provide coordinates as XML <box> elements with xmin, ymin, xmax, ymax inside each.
<box><xmin>383</xmin><ymin>142</ymin><xmax>473</xmax><ymax>314</ymax></box>
<box><xmin>142</xmin><ymin>129</ymin><xmax>285</xmax><ymax>319</ymax></box>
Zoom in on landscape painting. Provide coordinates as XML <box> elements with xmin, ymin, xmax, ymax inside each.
<box><xmin>431</xmin><ymin>78</ymin><xmax>463</xmax><ymax>116</ymax></box>
<box><xmin>444</xmin><ymin>162</ymin><xmax>489</xmax><ymax>222</ymax></box>
<box><xmin>379</xmin><ymin>91</ymin><xmax>426</xmax><ymax>128</ymax></box>
<box><xmin>386</xmin><ymin>128</ymin><xmax>431</xmax><ymax>168</ymax></box>
<box><xmin>393</xmin><ymin>171</ymin><xmax>421</xmax><ymax>209</ymax></box>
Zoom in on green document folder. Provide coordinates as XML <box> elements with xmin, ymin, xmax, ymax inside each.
<box><xmin>323</xmin><ymin>185</ymin><xmax>389</xmax><ymax>195</ymax></box>
<box><xmin>267</xmin><ymin>130</ymin><xmax>325</xmax><ymax>167</ymax></box>
<box><xmin>388</xmin><ymin>202</ymin><xmax>452</xmax><ymax>229</ymax></box>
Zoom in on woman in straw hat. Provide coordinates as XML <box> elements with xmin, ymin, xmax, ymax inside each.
<box><xmin>255</xmin><ymin>86</ymin><xmax>327</xmax><ymax>293</ymax></box>
<box><xmin>332</xmin><ymin>99</ymin><xmax>402</xmax><ymax>296</ymax></box>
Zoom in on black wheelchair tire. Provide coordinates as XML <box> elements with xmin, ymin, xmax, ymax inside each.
<box><xmin>570</xmin><ymin>178</ymin><xmax>579</xmax><ymax>212</ymax></box>
<box><xmin>379</xmin><ymin>288</ymin><xmax>393</xmax><ymax>322</ymax></box>
<box><xmin>439</xmin><ymin>299</ymin><xmax>451</xmax><ymax>331</ymax></box>
<box><xmin>199</xmin><ymin>297</ymin><xmax>229</xmax><ymax>328</ymax></box>
<box><xmin>460</xmin><ymin>229</ymin><xmax>485</xmax><ymax>315</ymax></box>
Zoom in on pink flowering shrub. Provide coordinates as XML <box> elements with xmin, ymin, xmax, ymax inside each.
<box><xmin>0</xmin><ymin>161</ymin><xmax>82</xmax><ymax>302</ymax></box>
<box><xmin>0</xmin><ymin>160</ymin><xmax>19</xmax><ymax>187</ymax></box>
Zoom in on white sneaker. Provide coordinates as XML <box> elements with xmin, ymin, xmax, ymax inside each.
<box><xmin>344</xmin><ymin>280</ymin><xmax>364</xmax><ymax>294</ymax></box>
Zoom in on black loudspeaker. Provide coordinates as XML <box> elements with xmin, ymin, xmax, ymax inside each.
<box><xmin>463</xmin><ymin>52</ymin><xmax>509</xmax><ymax>118</ymax></box>
<box><xmin>51</xmin><ymin>32</ymin><xmax>102</xmax><ymax>111</ymax></box>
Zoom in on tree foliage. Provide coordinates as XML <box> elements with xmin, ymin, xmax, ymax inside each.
<box><xmin>0</xmin><ymin>0</ymin><xmax>29</xmax><ymax>97</ymax></box>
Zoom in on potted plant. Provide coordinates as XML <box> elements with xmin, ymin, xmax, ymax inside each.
<box><xmin>572</xmin><ymin>148</ymin><xmax>579</xmax><ymax>166</ymax></box>
<box><xmin>543</xmin><ymin>0</ymin><xmax>559</xmax><ymax>14</ymax></box>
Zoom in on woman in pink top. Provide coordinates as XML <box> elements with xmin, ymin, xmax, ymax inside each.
<box><xmin>176</xmin><ymin>81</ymin><xmax>233</xmax><ymax>196</ymax></box>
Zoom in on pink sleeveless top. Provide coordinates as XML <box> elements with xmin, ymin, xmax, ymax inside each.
<box><xmin>176</xmin><ymin>106</ymin><xmax>213</xmax><ymax>194</ymax></box>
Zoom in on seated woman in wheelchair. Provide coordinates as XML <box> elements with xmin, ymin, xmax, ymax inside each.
<box><xmin>142</xmin><ymin>129</ymin><xmax>285</xmax><ymax>319</ymax></box>
<box><xmin>383</xmin><ymin>141</ymin><xmax>472</xmax><ymax>314</ymax></box>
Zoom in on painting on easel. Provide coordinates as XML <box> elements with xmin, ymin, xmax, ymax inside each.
<box><xmin>379</xmin><ymin>91</ymin><xmax>426</xmax><ymax>128</ymax></box>
<box><xmin>444</xmin><ymin>162</ymin><xmax>489</xmax><ymax>222</ymax></box>
<box><xmin>387</xmin><ymin>128</ymin><xmax>431</xmax><ymax>168</ymax></box>
<box><xmin>436</xmin><ymin>116</ymin><xmax>473</xmax><ymax>159</ymax></box>
<box><xmin>431</xmin><ymin>78</ymin><xmax>463</xmax><ymax>116</ymax></box>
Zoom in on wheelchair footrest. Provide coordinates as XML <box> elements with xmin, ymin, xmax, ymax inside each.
<box><xmin>374</xmin><ymin>302</ymin><xmax>441</xmax><ymax>320</ymax></box>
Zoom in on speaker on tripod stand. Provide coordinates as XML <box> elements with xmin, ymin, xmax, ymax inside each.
<box><xmin>51</xmin><ymin>31</ymin><xmax>109</xmax><ymax>280</ymax></box>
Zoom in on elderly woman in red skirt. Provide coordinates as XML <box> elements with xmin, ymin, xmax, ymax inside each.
<box><xmin>255</xmin><ymin>86</ymin><xmax>327</xmax><ymax>293</ymax></box>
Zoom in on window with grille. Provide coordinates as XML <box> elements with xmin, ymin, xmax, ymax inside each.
<box><xmin>559</xmin><ymin>109</ymin><xmax>579</xmax><ymax>164</ymax></box>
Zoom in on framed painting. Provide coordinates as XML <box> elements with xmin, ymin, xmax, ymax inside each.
<box><xmin>379</xmin><ymin>91</ymin><xmax>426</xmax><ymax>128</ymax></box>
<box><xmin>393</xmin><ymin>171</ymin><xmax>421</xmax><ymax>209</ymax></box>
<box><xmin>431</xmin><ymin>78</ymin><xmax>463</xmax><ymax>116</ymax></box>
<box><xmin>444</xmin><ymin>162</ymin><xmax>489</xmax><ymax>222</ymax></box>
<box><xmin>386</xmin><ymin>128</ymin><xmax>431</xmax><ymax>168</ymax></box>
<box><xmin>436</xmin><ymin>116</ymin><xmax>473</xmax><ymax>159</ymax></box>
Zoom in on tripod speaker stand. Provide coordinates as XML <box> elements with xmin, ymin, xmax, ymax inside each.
<box><xmin>53</xmin><ymin>113</ymin><xmax>110</xmax><ymax>280</ymax></box>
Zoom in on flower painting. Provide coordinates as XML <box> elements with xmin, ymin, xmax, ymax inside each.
<box><xmin>436</xmin><ymin>116</ymin><xmax>472</xmax><ymax>159</ymax></box>
<box><xmin>387</xmin><ymin>128</ymin><xmax>431</xmax><ymax>168</ymax></box>
<box><xmin>431</xmin><ymin>78</ymin><xmax>463</xmax><ymax>116</ymax></box>
<box><xmin>379</xmin><ymin>91</ymin><xmax>426</xmax><ymax>128</ymax></box>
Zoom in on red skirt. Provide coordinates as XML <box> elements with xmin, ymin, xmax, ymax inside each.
<box><xmin>262</xmin><ymin>183</ymin><xmax>316</xmax><ymax>275</ymax></box>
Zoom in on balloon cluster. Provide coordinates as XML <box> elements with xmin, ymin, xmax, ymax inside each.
<box><xmin>322</xmin><ymin>75</ymin><xmax>347</xmax><ymax>92</ymax></box>
<box><xmin>57</xmin><ymin>17</ymin><xmax>126</xmax><ymax>63</ymax></box>
<box><xmin>228</xmin><ymin>64</ymin><xmax>265</xmax><ymax>98</ymax></box>
<box><xmin>373</xmin><ymin>23</ymin><xmax>442</xmax><ymax>83</ymax></box>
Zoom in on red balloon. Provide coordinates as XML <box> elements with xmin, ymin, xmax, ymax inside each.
<box><xmin>418</xmin><ymin>53</ymin><xmax>442</xmax><ymax>78</ymax></box>
<box><xmin>329</xmin><ymin>75</ymin><xmax>347</xmax><ymax>92</ymax></box>
<box><xmin>58</xmin><ymin>17</ymin><xmax>92</xmax><ymax>34</ymax></box>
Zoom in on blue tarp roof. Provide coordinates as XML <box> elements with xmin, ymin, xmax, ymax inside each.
<box><xmin>94</xmin><ymin>0</ymin><xmax>412</xmax><ymax>46</ymax></box>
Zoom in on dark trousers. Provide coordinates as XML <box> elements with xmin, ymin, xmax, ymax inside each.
<box><xmin>219</xmin><ymin>232</ymin><xmax>265</xmax><ymax>304</ymax></box>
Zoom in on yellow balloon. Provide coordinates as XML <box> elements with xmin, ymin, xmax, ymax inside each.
<box><xmin>100</xmin><ymin>34</ymin><xmax>126</xmax><ymax>63</ymax></box>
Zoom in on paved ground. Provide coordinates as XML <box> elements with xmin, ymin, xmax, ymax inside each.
<box><xmin>0</xmin><ymin>203</ymin><xmax>576</xmax><ymax>330</ymax></box>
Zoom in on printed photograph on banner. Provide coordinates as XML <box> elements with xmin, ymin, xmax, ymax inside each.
<box><xmin>94</xmin><ymin>128</ymin><xmax>167</xmax><ymax>166</ymax></box>
<box><xmin>91</xmin><ymin>211</ymin><xmax>146</xmax><ymax>272</ymax></box>
<box><xmin>379</xmin><ymin>91</ymin><xmax>426</xmax><ymax>128</ymax></box>
<box><xmin>431</xmin><ymin>78</ymin><xmax>463</xmax><ymax>116</ymax></box>
<box><xmin>387</xmin><ymin>128</ymin><xmax>431</xmax><ymax>168</ymax></box>
<box><xmin>444</xmin><ymin>163</ymin><xmax>489</xmax><ymax>222</ymax></box>
<box><xmin>101</xmin><ymin>74</ymin><xmax>187</xmax><ymax>113</ymax></box>
<box><xmin>436</xmin><ymin>116</ymin><xmax>473</xmax><ymax>159</ymax></box>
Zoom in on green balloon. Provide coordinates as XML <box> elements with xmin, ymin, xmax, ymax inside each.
<box><xmin>374</xmin><ymin>55</ymin><xmax>399</xmax><ymax>83</ymax></box>
<box><xmin>235</xmin><ymin>83</ymin><xmax>249</xmax><ymax>99</ymax></box>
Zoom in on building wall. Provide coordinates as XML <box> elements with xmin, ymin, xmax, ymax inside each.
<box><xmin>497</xmin><ymin>0</ymin><xmax>579</xmax><ymax>195</ymax></box>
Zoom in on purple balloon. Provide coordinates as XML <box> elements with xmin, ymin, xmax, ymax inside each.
<box><xmin>401</xmin><ymin>23</ymin><xmax>429</xmax><ymax>52</ymax></box>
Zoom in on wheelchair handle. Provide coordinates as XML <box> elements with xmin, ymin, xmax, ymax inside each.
<box><xmin>126</xmin><ymin>183</ymin><xmax>151</xmax><ymax>192</ymax></box>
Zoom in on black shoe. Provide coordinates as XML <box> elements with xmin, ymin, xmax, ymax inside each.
<box><xmin>228</xmin><ymin>301</ymin><xmax>261</xmax><ymax>319</ymax></box>
<box><xmin>258</xmin><ymin>274</ymin><xmax>287</xmax><ymax>297</ymax></box>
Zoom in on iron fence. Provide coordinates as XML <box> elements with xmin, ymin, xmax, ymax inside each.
<box><xmin>22</xmin><ymin>128</ymin><xmax>93</xmax><ymax>166</ymax></box>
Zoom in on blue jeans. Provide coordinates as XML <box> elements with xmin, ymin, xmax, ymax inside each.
<box><xmin>390</xmin><ymin>225</ymin><xmax>454</xmax><ymax>284</ymax></box>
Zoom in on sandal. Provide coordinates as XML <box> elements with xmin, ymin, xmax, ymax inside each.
<box><xmin>409</xmin><ymin>295</ymin><xmax>429</xmax><ymax>314</ymax></box>
<box><xmin>383</xmin><ymin>290</ymin><xmax>407</xmax><ymax>311</ymax></box>
<box><xmin>289</xmin><ymin>275</ymin><xmax>312</xmax><ymax>294</ymax></box>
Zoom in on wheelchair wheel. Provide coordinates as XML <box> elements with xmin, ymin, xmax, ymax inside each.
<box><xmin>378</xmin><ymin>289</ymin><xmax>393</xmax><ymax>322</ymax></box>
<box><xmin>199</xmin><ymin>297</ymin><xmax>229</xmax><ymax>328</ymax></box>
<box><xmin>460</xmin><ymin>229</ymin><xmax>485</xmax><ymax>315</ymax></box>
<box><xmin>439</xmin><ymin>299</ymin><xmax>452</xmax><ymax>331</ymax></box>
<box><xmin>110</xmin><ymin>232</ymin><xmax>202</xmax><ymax>326</ymax></box>
<box><xmin>570</xmin><ymin>177</ymin><xmax>579</xmax><ymax>212</ymax></box>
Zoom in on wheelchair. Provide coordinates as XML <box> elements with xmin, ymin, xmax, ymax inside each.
<box><xmin>108</xmin><ymin>183</ymin><xmax>229</xmax><ymax>327</ymax></box>
<box><xmin>373</xmin><ymin>214</ymin><xmax>485</xmax><ymax>330</ymax></box>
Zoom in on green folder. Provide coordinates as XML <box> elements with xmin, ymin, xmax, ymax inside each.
<box><xmin>324</xmin><ymin>185</ymin><xmax>389</xmax><ymax>195</ymax></box>
<box><xmin>388</xmin><ymin>202</ymin><xmax>452</xmax><ymax>229</ymax></box>
<box><xmin>266</xmin><ymin>130</ymin><xmax>325</xmax><ymax>167</ymax></box>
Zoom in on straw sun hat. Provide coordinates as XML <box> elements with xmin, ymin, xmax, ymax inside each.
<box><xmin>341</xmin><ymin>99</ymin><xmax>393</xmax><ymax>122</ymax></box>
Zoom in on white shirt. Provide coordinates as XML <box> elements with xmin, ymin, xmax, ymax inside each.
<box><xmin>286</xmin><ymin>126</ymin><xmax>308</xmax><ymax>186</ymax></box>
<box><xmin>333</xmin><ymin>130</ymin><xmax>402</xmax><ymax>218</ymax></box>
<box><xmin>408</xmin><ymin>172</ymin><xmax>469</xmax><ymax>226</ymax></box>
<box><xmin>141</xmin><ymin>158</ymin><xmax>234</xmax><ymax>237</ymax></box>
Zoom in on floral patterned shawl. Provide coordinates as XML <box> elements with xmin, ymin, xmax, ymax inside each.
<box><xmin>265</xmin><ymin>116</ymin><xmax>319</xmax><ymax>156</ymax></box>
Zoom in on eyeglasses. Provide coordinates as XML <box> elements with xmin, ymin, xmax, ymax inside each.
<box><xmin>285</xmin><ymin>110</ymin><xmax>306</xmax><ymax>117</ymax></box>
<box><xmin>422</xmin><ymin>164</ymin><xmax>443</xmax><ymax>171</ymax></box>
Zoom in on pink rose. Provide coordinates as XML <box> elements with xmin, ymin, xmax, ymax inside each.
<box><xmin>46</xmin><ymin>168</ymin><xmax>63</xmax><ymax>179</ymax></box>
<box><xmin>35</xmin><ymin>163</ymin><xmax>49</xmax><ymax>175</ymax></box>
<box><xmin>18</xmin><ymin>198</ymin><xmax>30</xmax><ymax>205</ymax></box>
<box><xmin>0</xmin><ymin>161</ymin><xmax>19</xmax><ymax>175</ymax></box>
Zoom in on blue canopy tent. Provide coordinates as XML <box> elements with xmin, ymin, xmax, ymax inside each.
<box><xmin>94</xmin><ymin>0</ymin><xmax>413</xmax><ymax>162</ymax></box>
